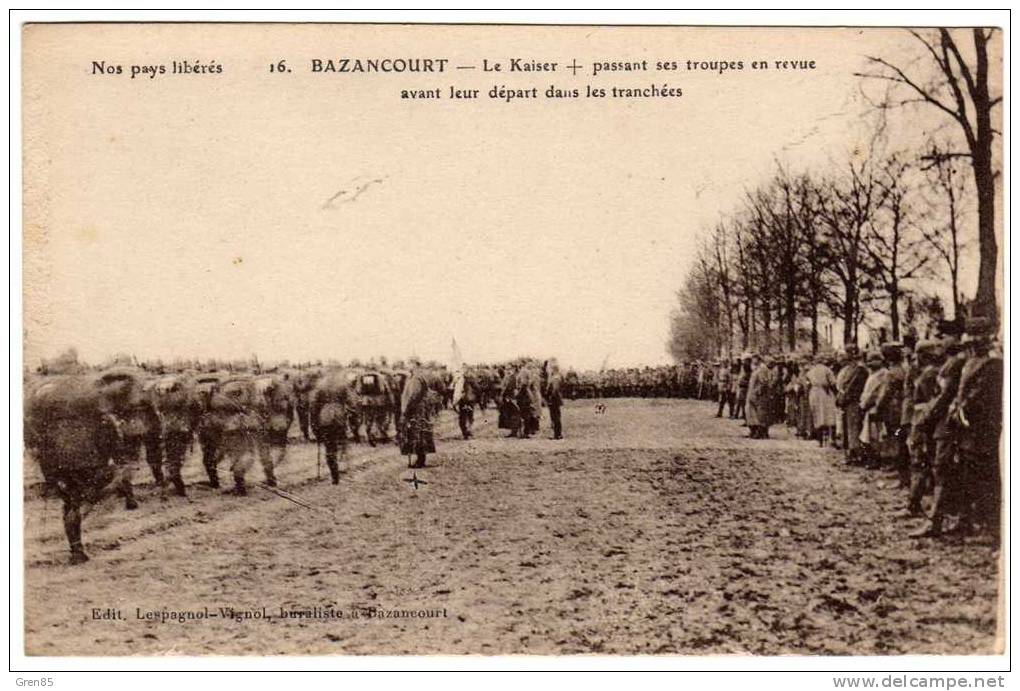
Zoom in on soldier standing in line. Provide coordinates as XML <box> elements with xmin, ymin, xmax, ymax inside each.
<box><xmin>734</xmin><ymin>355</ymin><xmax>751</xmax><ymax>421</ymax></box>
<box><xmin>516</xmin><ymin>362</ymin><xmax>544</xmax><ymax>438</ymax></box>
<box><xmin>898</xmin><ymin>340</ymin><xmax>944</xmax><ymax>517</ymax></box>
<box><xmin>715</xmin><ymin>358</ymin><xmax>732</xmax><ymax>418</ymax></box>
<box><xmin>832</xmin><ymin>353</ymin><xmax>850</xmax><ymax>449</ymax></box>
<box><xmin>805</xmin><ymin>355</ymin><xmax>838</xmax><ymax>447</ymax></box>
<box><xmin>952</xmin><ymin>317</ymin><xmax>1003</xmax><ymax>537</ymax></box>
<box><xmin>728</xmin><ymin>360</ymin><xmax>740</xmax><ymax>418</ymax></box>
<box><xmin>796</xmin><ymin>361</ymin><xmax>813</xmax><ymax>440</ymax></box>
<box><xmin>898</xmin><ymin>338</ymin><xmax>918</xmax><ymax>482</ymax></box>
<box><xmin>838</xmin><ymin>346</ymin><xmax>869</xmax><ymax>464</ymax></box>
<box><xmin>745</xmin><ymin>354</ymin><xmax>773</xmax><ymax>439</ymax></box>
<box><xmin>857</xmin><ymin>350</ymin><xmax>888</xmax><ymax>468</ymax></box>
<box><xmin>874</xmin><ymin>343</ymin><xmax>908</xmax><ymax>488</ymax></box>
<box><xmin>784</xmin><ymin>359</ymin><xmax>801</xmax><ymax>428</ymax></box>
<box><xmin>909</xmin><ymin>320</ymin><xmax>968</xmax><ymax>537</ymax></box>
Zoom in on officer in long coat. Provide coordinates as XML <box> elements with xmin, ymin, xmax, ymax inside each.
<box><xmin>745</xmin><ymin>355</ymin><xmax>773</xmax><ymax>439</ymax></box>
<box><xmin>498</xmin><ymin>365</ymin><xmax>522</xmax><ymax>437</ymax></box>
<box><xmin>544</xmin><ymin>360</ymin><xmax>564</xmax><ymax>440</ymax></box>
<box><xmin>400</xmin><ymin>364</ymin><xmax>442</xmax><ymax>468</ymax></box>
<box><xmin>516</xmin><ymin>363</ymin><xmax>544</xmax><ymax>438</ymax></box>
<box><xmin>805</xmin><ymin>357</ymin><xmax>838</xmax><ymax>446</ymax></box>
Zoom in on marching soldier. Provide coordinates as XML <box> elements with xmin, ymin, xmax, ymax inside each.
<box><xmin>310</xmin><ymin>369</ymin><xmax>354</xmax><ymax>485</ymax></box>
<box><xmin>399</xmin><ymin>361</ymin><xmax>443</xmax><ymax>468</ymax></box>
<box><xmin>292</xmin><ymin>369</ymin><xmax>321</xmax><ymax>442</ymax></box>
<box><xmin>453</xmin><ymin>366</ymin><xmax>479</xmax><ymax>440</ymax></box>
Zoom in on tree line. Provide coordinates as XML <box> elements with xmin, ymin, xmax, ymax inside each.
<box><xmin>668</xmin><ymin>28</ymin><xmax>1000</xmax><ymax>361</ymax></box>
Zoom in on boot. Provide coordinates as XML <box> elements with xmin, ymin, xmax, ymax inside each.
<box><xmin>171</xmin><ymin>475</ymin><xmax>187</xmax><ymax>497</ymax></box>
<box><xmin>892</xmin><ymin>506</ymin><xmax>923</xmax><ymax>519</ymax></box>
<box><xmin>909</xmin><ymin>517</ymin><xmax>942</xmax><ymax>538</ymax></box>
<box><xmin>69</xmin><ymin>545</ymin><xmax>90</xmax><ymax>565</ymax></box>
<box><xmin>228</xmin><ymin>475</ymin><xmax>247</xmax><ymax>496</ymax></box>
<box><xmin>149</xmin><ymin>462</ymin><xmax>165</xmax><ymax>487</ymax></box>
<box><xmin>263</xmin><ymin>467</ymin><xmax>278</xmax><ymax>488</ymax></box>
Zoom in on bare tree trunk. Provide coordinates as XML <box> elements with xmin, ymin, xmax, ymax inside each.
<box><xmin>890</xmin><ymin>280</ymin><xmax>901</xmax><ymax>340</ymax></box>
<box><xmin>971</xmin><ymin>29</ymin><xmax>997</xmax><ymax>318</ymax></box>
<box><xmin>810</xmin><ymin>300</ymin><xmax>819</xmax><ymax>353</ymax></box>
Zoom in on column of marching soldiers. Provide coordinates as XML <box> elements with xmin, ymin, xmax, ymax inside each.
<box><xmin>24</xmin><ymin>356</ymin><xmax>569</xmax><ymax>564</ymax></box>
<box><xmin>706</xmin><ymin>316</ymin><xmax>1003</xmax><ymax>541</ymax></box>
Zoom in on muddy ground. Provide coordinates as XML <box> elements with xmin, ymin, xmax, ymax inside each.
<box><xmin>22</xmin><ymin>399</ymin><xmax>1001</xmax><ymax>655</ymax></box>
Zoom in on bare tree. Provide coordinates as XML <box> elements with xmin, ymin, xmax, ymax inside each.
<box><xmin>817</xmin><ymin>156</ymin><xmax>879</xmax><ymax>346</ymax></box>
<box><xmin>792</xmin><ymin>175</ymin><xmax>829</xmax><ymax>353</ymax></box>
<box><xmin>919</xmin><ymin>142</ymin><xmax>971</xmax><ymax>319</ymax></box>
<box><xmin>667</xmin><ymin>251</ymin><xmax>723</xmax><ymax>361</ymax></box>
<box><xmin>857</xmin><ymin>28</ymin><xmax>1001</xmax><ymax>318</ymax></box>
<box><xmin>710</xmin><ymin>224</ymin><xmax>738</xmax><ymax>357</ymax></box>
<box><xmin>863</xmin><ymin>154</ymin><xmax>930</xmax><ymax>339</ymax></box>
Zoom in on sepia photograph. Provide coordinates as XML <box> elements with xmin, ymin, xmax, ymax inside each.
<box><xmin>13</xmin><ymin>13</ymin><xmax>1007</xmax><ymax>671</ymax></box>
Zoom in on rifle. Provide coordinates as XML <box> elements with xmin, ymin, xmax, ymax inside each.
<box><xmin>316</xmin><ymin>441</ymin><xmax>322</xmax><ymax>480</ymax></box>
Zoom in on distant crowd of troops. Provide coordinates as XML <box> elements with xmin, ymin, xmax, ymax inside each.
<box><xmin>556</xmin><ymin>364</ymin><xmax>724</xmax><ymax>400</ymax></box>
<box><xmin>708</xmin><ymin>316</ymin><xmax>1003</xmax><ymax>540</ymax></box>
<box><xmin>24</xmin><ymin>356</ymin><xmax>566</xmax><ymax>564</ymax></box>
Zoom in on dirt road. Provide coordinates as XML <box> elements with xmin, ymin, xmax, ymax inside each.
<box><xmin>23</xmin><ymin>399</ymin><xmax>1000</xmax><ymax>655</ymax></box>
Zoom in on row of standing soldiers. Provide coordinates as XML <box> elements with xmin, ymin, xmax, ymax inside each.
<box><xmin>711</xmin><ymin>316</ymin><xmax>1003</xmax><ymax>539</ymax></box>
<box><xmin>455</xmin><ymin>359</ymin><xmax>564</xmax><ymax>441</ymax></box>
<box><xmin>561</xmin><ymin>363</ymin><xmax>720</xmax><ymax>400</ymax></box>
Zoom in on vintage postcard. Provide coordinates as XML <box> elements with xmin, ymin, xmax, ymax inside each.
<box><xmin>18</xmin><ymin>20</ymin><xmax>1005</xmax><ymax>661</ymax></box>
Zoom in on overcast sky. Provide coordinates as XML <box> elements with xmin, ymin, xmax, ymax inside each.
<box><xmin>23</xmin><ymin>25</ymin><xmax>987</xmax><ymax>370</ymax></box>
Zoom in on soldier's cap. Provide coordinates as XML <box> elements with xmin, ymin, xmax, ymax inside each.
<box><xmin>880</xmin><ymin>342</ymin><xmax>903</xmax><ymax>360</ymax></box>
<box><xmin>936</xmin><ymin>318</ymin><xmax>965</xmax><ymax>337</ymax></box>
<box><xmin>915</xmin><ymin>340</ymin><xmax>943</xmax><ymax>358</ymax></box>
<box><xmin>866</xmin><ymin>349</ymin><xmax>884</xmax><ymax>365</ymax></box>
<box><xmin>962</xmin><ymin>316</ymin><xmax>995</xmax><ymax>342</ymax></box>
<box><xmin>844</xmin><ymin>344</ymin><xmax>861</xmax><ymax>357</ymax></box>
<box><xmin>943</xmin><ymin>339</ymin><xmax>966</xmax><ymax>355</ymax></box>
